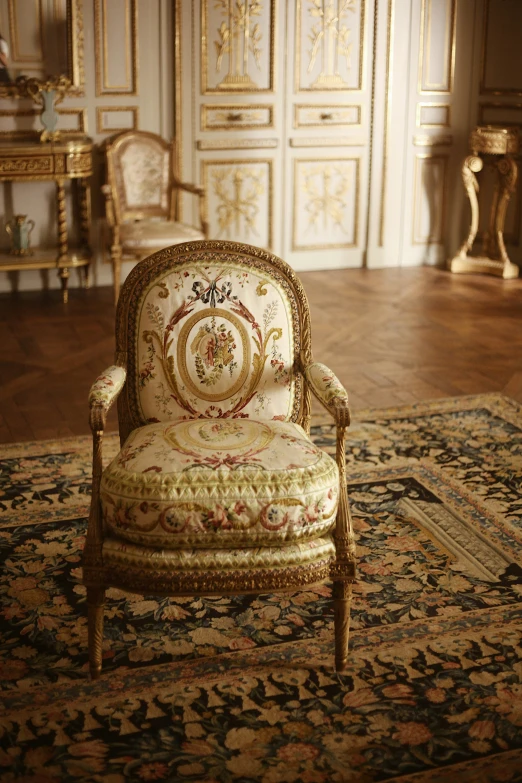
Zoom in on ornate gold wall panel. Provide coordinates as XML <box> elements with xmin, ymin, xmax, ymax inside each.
<box><xmin>202</xmin><ymin>159</ymin><xmax>273</xmax><ymax>249</ymax></box>
<box><xmin>202</xmin><ymin>104</ymin><xmax>274</xmax><ymax>131</ymax></box>
<box><xmin>290</xmin><ymin>137</ymin><xmax>365</xmax><ymax>147</ymax></box>
<box><xmin>292</xmin><ymin>157</ymin><xmax>360</xmax><ymax>250</ymax></box>
<box><xmin>7</xmin><ymin>0</ymin><xmax>43</xmax><ymax>63</ymax></box>
<box><xmin>0</xmin><ymin>0</ymin><xmax>84</xmax><ymax>92</ymax></box>
<box><xmin>94</xmin><ymin>0</ymin><xmax>138</xmax><ymax>96</ymax></box>
<box><xmin>201</xmin><ymin>0</ymin><xmax>275</xmax><ymax>93</ymax></box>
<box><xmin>198</xmin><ymin>139</ymin><xmax>278</xmax><ymax>150</ymax></box>
<box><xmin>295</xmin><ymin>0</ymin><xmax>366</xmax><ymax>92</ymax></box>
<box><xmin>294</xmin><ymin>104</ymin><xmax>361</xmax><ymax>128</ymax></box>
<box><xmin>413</xmin><ymin>134</ymin><xmax>452</xmax><ymax>147</ymax></box>
<box><xmin>418</xmin><ymin>0</ymin><xmax>456</xmax><ymax>94</ymax></box>
<box><xmin>478</xmin><ymin>103</ymin><xmax>522</xmax><ymax>127</ymax></box>
<box><xmin>480</xmin><ymin>0</ymin><xmax>522</xmax><ymax>96</ymax></box>
<box><xmin>0</xmin><ymin>107</ymin><xmax>86</xmax><ymax>138</ymax></box>
<box><xmin>96</xmin><ymin>106</ymin><xmax>139</xmax><ymax>134</ymax></box>
<box><xmin>417</xmin><ymin>103</ymin><xmax>450</xmax><ymax>127</ymax></box>
<box><xmin>57</xmin><ymin>108</ymin><xmax>88</xmax><ymax>134</ymax></box>
<box><xmin>412</xmin><ymin>154</ymin><xmax>448</xmax><ymax>244</ymax></box>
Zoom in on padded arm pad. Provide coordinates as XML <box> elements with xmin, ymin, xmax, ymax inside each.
<box><xmin>88</xmin><ymin>365</ymin><xmax>126</xmax><ymax>414</ymax></box>
<box><xmin>304</xmin><ymin>362</ymin><xmax>350</xmax><ymax>426</ymax></box>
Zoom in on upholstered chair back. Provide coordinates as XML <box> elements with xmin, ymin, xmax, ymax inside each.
<box><xmin>106</xmin><ymin>131</ymin><xmax>173</xmax><ymax>224</ymax></box>
<box><xmin>115</xmin><ymin>241</ymin><xmax>311</xmax><ymax>442</ymax></box>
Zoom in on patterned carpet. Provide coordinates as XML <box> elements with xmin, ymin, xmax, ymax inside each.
<box><xmin>1</xmin><ymin>394</ymin><xmax>521</xmax><ymax>782</ymax></box>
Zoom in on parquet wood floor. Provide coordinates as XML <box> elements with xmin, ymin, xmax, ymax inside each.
<box><xmin>1</xmin><ymin>266</ymin><xmax>521</xmax><ymax>444</ymax></box>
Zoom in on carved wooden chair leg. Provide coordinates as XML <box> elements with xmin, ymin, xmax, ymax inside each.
<box><xmin>333</xmin><ymin>580</ymin><xmax>352</xmax><ymax>672</ymax></box>
<box><xmin>87</xmin><ymin>586</ymin><xmax>106</xmax><ymax>680</ymax></box>
<box><xmin>111</xmin><ymin>246</ymin><xmax>122</xmax><ymax>305</ymax></box>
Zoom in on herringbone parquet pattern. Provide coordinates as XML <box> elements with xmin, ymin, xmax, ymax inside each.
<box><xmin>1</xmin><ymin>266</ymin><xmax>521</xmax><ymax>444</ymax></box>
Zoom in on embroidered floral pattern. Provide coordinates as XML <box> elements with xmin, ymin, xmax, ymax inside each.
<box><xmin>136</xmin><ymin>262</ymin><xmax>296</xmax><ymax>422</ymax></box>
<box><xmin>100</xmin><ymin>419</ymin><xmax>339</xmax><ymax>548</ymax></box>
<box><xmin>88</xmin><ymin>366</ymin><xmax>126</xmax><ymax>409</ymax></box>
<box><xmin>305</xmin><ymin>362</ymin><xmax>348</xmax><ymax>406</ymax></box>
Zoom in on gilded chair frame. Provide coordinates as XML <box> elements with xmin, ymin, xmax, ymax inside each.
<box><xmin>102</xmin><ymin>130</ymin><xmax>209</xmax><ymax>303</ymax></box>
<box><xmin>83</xmin><ymin>240</ymin><xmax>356</xmax><ymax>678</ymax></box>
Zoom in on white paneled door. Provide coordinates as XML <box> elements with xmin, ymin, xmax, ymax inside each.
<box><xmin>177</xmin><ymin>0</ymin><xmax>376</xmax><ymax>271</ymax></box>
<box><xmin>174</xmin><ymin>0</ymin><xmax>522</xmax><ymax>271</ymax></box>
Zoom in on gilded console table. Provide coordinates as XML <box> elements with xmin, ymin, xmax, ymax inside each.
<box><xmin>449</xmin><ymin>126</ymin><xmax>519</xmax><ymax>280</ymax></box>
<box><xmin>0</xmin><ymin>136</ymin><xmax>93</xmax><ymax>302</ymax></box>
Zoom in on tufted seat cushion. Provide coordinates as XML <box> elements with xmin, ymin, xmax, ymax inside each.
<box><xmin>100</xmin><ymin>418</ymin><xmax>339</xmax><ymax>550</ymax></box>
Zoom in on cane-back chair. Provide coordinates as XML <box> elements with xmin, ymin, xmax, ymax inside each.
<box><xmin>102</xmin><ymin>130</ymin><xmax>208</xmax><ymax>304</ymax></box>
<box><xmin>83</xmin><ymin>240</ymin><xmax>356</xmax><ymax>679</ymax></box>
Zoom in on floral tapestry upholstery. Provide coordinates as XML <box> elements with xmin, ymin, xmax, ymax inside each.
<box><xmin>88</xmin><ymin>365</ymin><xmax>126</xmax><ymax>410</ymax></box>
<box><xmin>100</xmin><ymin>419</ymin><xmax>339</xmax><ymax>549</ymax></box>
<box><xmin>102</xmin><ymin>535</ymin><xmax>335</xmax><ymax>572</ymax></box>
<box><xmin>120</xmin><ymin>220</ymin><xmax>203</xmax><ymax>251</ymax></box>
<box><xmin>135</xmin><ymin>259</ymin><xmax>297</xmax><ymax>423</ymax></box>
<box><xmin>113</xmin><ymin>138</ymin><xmax>170</xmax><ymax>219</ymax></box>
<box><xmin>304</xmin><ymin>362</ymin><xmax>348</xmax><ymax>407</ymax></box>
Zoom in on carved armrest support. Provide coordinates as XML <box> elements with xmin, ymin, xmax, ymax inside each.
<box><xmin>175</xmin><ymin>180</ymin><xmax>205</xmax><ymax>197</ymax></box>
<box><xmin>302</xmin><ymin>361</ymin><xmax>356</xmax><ymax>579</ymax></box>
<box><xmin>85</xmin><ymin>365</ymin><xmax>126</xmax><ymax>572</ymax></box>
<box><xmin>88</xmin><ymin>365</ymin><xmax>126</xmax><ymax>429</ymax></box>
<box><xmin>331</xmin><ymin>422</ymin><xmax>357</xmax><ymax>582</ymax></box>
<box><xmin>303</xmin><ymin>361</ymin><xmax>350</xmax><ymax>428</ymax></box>
<box><xmin>172</xmin><ymin>180</ymin><xmax>209</xmax><ymax>239</ymax></box>
<box><xmin>101</xmin><ymin>184</ymin><xmax>116</xmax><ymax>228</ymax></box>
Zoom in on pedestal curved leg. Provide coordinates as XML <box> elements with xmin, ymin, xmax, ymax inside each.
<box><xmin>450</xmin><ymin>156</ymin><xmax>483</xmax><ymax>271</ymax></box>
<box><xmin>495</xmin><ymin>157</ymin><xmax>519</xmax><ymax>279</ymax></box>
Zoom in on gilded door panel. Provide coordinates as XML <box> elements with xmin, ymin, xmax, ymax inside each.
<box><xmin>418</xmin><ymin>0</ymin><xmax>456</xmax><ymax>94</ymax></box>
<box><xmin>201</xmin><ymin>0</ymin><xmax>276</xmax><ymax>93</ymax></box>
<box><xmin>202</xmin><ymin>158</ymin><xmax>273</xmax><ymax>249</ymax></box>
<box><xmin>294</xmin><ymin>104</ymin><xmax>361</xmax><ymax>128</ymax></box>
<box><xmin>202</xmin><ymin>104</ymin><xmax>274</xmax><ymax>131</ymax></box>
<box><xmin>292</xmin><ymin>157</ymin><xmax>360</xmax><ymax>250</ymax></box>
<box><xmin>295</xmin><ymin>0</ymin><xmax>365</xmax><ymax>92</ymax></box>
<box><xmin>284</xmin><ymin>0</ymin><xmax>371</xmax><ymax>269</ymax></box>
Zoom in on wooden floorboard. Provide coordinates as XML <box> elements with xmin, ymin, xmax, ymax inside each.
<box><xmin>1</xmin><ymin>266</ymin><xmax>521</xmax><ymax>444</ymax></box>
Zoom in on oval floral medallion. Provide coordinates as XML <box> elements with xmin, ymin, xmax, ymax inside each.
<box><xmin>177</xmin><ymin>308</ymin><xmax>251</xmax><ymax>403</ymax></box>
<box><xmin>164</xmin><ymin>419</ymin><xmax>275</xmax><ymax>458</ymax></box>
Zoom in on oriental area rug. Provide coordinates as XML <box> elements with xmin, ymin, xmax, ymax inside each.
<box><xmin>0</xmin><ymin>393</ymin><xmax>521</xmax><ymax>783</ymax></box>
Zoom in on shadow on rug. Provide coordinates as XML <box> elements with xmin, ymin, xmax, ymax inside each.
<box><xmin>0</xmin><ymin>393</ymin><xmax>521</xmax><ymax>782</ymax></box>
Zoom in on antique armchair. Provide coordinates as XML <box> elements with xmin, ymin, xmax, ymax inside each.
<box><xmin>83</xmin><ymin>240</ymin><xmax>356</xmax><ymax>679</ymax></box>
<box><xmin>102</xmin><ymin>130</ymin><xmax>208</xmax><ymax>304</ymax></box>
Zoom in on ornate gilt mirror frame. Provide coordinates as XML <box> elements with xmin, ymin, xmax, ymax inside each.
<box><xmin>0</xmin><ymin>0</ymin><xmax>85</xmax><ymax>98</ymax></box>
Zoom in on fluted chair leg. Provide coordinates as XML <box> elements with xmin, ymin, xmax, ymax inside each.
<box><xmin>333</xmin><ymin>581</ymin><xmax>352</xmax><ymax>672</ymax></box>
<box><xmin>111</xmin><ymin>247</ymin><xmax>122</xmax><ymax>305</ymax></box>
<box><xmin>87</xmin><ymin>586</ymin><xmax>106</xmax><ymax>680</ymax></box>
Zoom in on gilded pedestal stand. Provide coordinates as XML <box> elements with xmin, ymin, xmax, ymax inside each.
<box><xmin>449</xmin><ymin>126</ymin><xmax>519</xmax><ymax>280</ymax></box>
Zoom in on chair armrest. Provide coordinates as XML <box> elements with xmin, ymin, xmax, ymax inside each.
<box><xmin>175</xmin><ymin>180</ymin><xmax>205</xmax><ymax>197</ymax></box>
<box><xmin>303</xmin><ymin>361</ymin><xmax>350</xmax><ymax>427</ymax></box>
<box><xmin>88</xmin><ymin>365</ymin><xmax>126</xmax><ymax>431</ymax></box>
<box><xmin>171</xmin><ymin>181</ymin><xmax>209</xmax><ymax>239</ymax></box>
<box><xmin>85</xmin><ymin>364</ymin><xmax>125</xmax><ymax>573</ymax></box>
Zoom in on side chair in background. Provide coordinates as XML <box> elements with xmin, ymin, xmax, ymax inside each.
<box><xmin>102</xmin><ymin>130</ymin><xmax>208</xmax><ymax>304</ymax></box>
